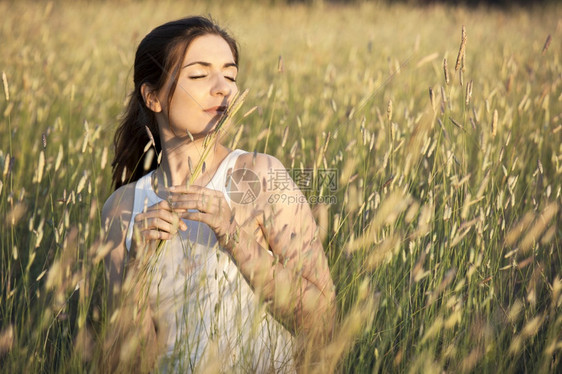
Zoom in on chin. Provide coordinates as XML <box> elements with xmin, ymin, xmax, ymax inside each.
<box><xmin>202</xmin><ymin>119</ymin><xmax>221</xmax><ymax>133</ymax></box>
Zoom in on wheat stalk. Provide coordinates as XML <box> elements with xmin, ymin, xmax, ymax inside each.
<box><xmin>455</xmin><ymin>25</ymin><xmax>467</xmax><ymax>72</ymax></box>
<box><xmin>190</xmin><ymin>88</ymin><xmax>249</xmax><ymax>184</ymax></box>
<box><xmin>443</xmin><ymin>58</ymin><xmax>450</xmax><ymax>85</ymax></box>
<box><xmin>153</xmin><ymin>88</ymin><xmax>249</xmax><ymax>252</ymax></box>
<box><xmin>2</xmin><ymin>72</ymin><xmax>9</xmax><ymax>101</ymax></box>
<box><xmin>542</xmin><ymin>34</ymin><xmax>552</xmax><ymax>55</ymax></box>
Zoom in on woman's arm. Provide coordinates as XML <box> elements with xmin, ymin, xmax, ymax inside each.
<box><xmin>232</xmin><ymin>154</ymin><xmax>335</xmax><ymax>337</ymax></box>
<box><xmin>102</xmin><ymin>184</ymin><xmax>187</xmax><ymax>299</ymax></box>
<box><xmin>101</xmin><ymin>185</ymin><xmax>173</xmax><ymax>372</ymax></box>
<box><xmin>225</xmin><ymin>215</ymin><xmax>335</xmax><ymax>337</ymax></box>
<box><xmin>101</xmin><ymin>185</ymin><xmax>133</xmax><ymax>306</ymax></box>
<box><xmin>170</xmin><ymin>153</ymin><xmax>336</xmax><ymax>339</ymax></box>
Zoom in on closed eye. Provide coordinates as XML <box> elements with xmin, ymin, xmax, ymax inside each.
<box><xmin>225</xmin><ymin>76</ymin><xmax>237</xmax><ymax>82</ymax></box>
<box><xmin>189</xmin><ymin>75</ymin><xmax>207</xmax><ymax>80</ymax></box>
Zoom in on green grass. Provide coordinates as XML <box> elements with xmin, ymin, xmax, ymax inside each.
<box><xmin>0</xmin><ymin>0</ymin><xmax>560</xmax><ymax>372</ymax></box>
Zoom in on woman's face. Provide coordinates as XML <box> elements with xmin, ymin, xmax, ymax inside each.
<box><xmin>157</xmin><ymin>33</ymin><xmax>238</xmax><ymax>138</ymax></box>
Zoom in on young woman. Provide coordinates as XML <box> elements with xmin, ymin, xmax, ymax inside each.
<box><xmin>102</xmin><ymin>16</ymin><xmax>335</xmax><ymax>372</ymax></box>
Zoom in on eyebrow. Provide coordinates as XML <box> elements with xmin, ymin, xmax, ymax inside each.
<box><xmin>182</xmin><ymin>61</ymin><xmax>238</xmax><ymax>69</ymax></box>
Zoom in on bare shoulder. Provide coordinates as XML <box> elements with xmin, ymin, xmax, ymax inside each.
<box><xmin>234</xmin><ymin>152</ymin><xmax>297</xmax><ymax>203</ymax></box>
<box><xmin>231</xmin><ymin>152</ymin><xmax>295</xmax><ymax>227</ymax></box>
<box><xmin>235</xmin><ymin>152</ymin><xmax>286</xmax><ymax>180</ymax></box>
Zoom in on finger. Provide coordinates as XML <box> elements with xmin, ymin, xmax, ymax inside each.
<box><xmin>136</xmin><ymin>211</ymin><xmax>188</xmax><ymax>232</ymax></box>
<box><xmin>144</xmin><ymin>199</ymin><xmax>173</xmax><ymax>212</ymax></box>
<box><xmin>181</xmin><ymin>210</ymin><xmax>213</xmax><ymax>226</ymax></box>
<box><xmin>169</xmin><ymin>185</ymin><xmax>223</xmax><ymax>199</ymax></box>
<box><xmin>176</xmin><ymin>213</ymin><xmax>235</xmax><ymax>245</ymax></box>
<box><xmin>175</xmin><ymin>197</ymin><xmax>232</xmax><ymax>217</ymax></box>
<box><xmin>169</xmin><ymin>184</ymin><xmax>208</xmax><ymax>193</ymax></box>
<box><xmin>169</xmin><ymin>192</ymin><xmax>202</xmax><ymax>202</ymax></box>
<box><xmin>135</xmin><ymin>215</ymin><xmax>187</xmax><ymax>232</ymax></box>
<box><xmin>172</xmin><ymin>199</ymin><xmax>220</xmax><ymax>213</ymax></box>
<box><xmin>137</xmin><ymin>217</ymin><xmax>178</xmax><ymax>233</ymax></box>
<box><xmin>140</xmin><ymin>229</ymin><xmax>173</xmax><ymax>241</ymax></box>
<box><xmin>135</xmin><ymin>210</ymin><xmax>168</xmax><ymax>223</ymax></box>
<box><xmin>135</xmin><ymin>210</ymin><xmax>187</xmax><ymax>230</ymax></box>
<box><xmin>170</xmin><ymin>190</ymin><xmax>226</xmax><ymax>209</ymax></box>
<box><xmin>136</xmin><ymin>210</ymin><xmax>182</xmax><ymax>226</ymax></box>
<box><xmin>136</xmin><ymin>200</ymin><xmax>175</xmax><ymax>221</ymax></box>
<box><xmin>132</xmin><ymin>226</ymin><xmax>173</xmax><ymax>245</ymax></box>
<box><xmin>171</xmin><ymin>197</ymin><xmax>222</xmax><ymax>214</ymax></box>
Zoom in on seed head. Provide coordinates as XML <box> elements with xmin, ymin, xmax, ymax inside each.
<box><xmin>429</xmin><ymin>87</ymin><xmax>435</xmax><ymax>110</ymax></box>
<box><xmin>278</xmin><ymin>55</ymin><xmax>284</xmax><ymax>73</ymax></box>
<box><xmin>2</xmin><ymin>72</ymin><xmax>9</xmax><ymax>101</ymax></box>
<box><xmin>465</xmin><ymin>80</ymin><xmax>473</xmax><ymax>106</ymax></box>
<box><xmin>443</xmin><ymin>58</ymin><xmax>450</xmax><ymax>85</ymax></box>
<box><xmin>542</xmin><ymin>34</ymin><xmax>552</xmax><ymax>56</ymax></box>
<box><xmin>455</xmin><ymin>26</ymin><xmax>467</xmax><ymax>72</ymax></box>
<box><xmin>491</xmin><ymin>109</ymin><xmax>498</xmax><ymax>137</ymax></box>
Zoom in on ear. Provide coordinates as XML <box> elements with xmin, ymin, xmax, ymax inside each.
<box><xmin>140</xmin><ymin>83</ymin><xmax>162</xmax><ymax>113</ymax></box>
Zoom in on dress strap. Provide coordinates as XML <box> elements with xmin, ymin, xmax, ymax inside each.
<box><xmin>206</xmin><ymin>149</ymin><xmax>247</xmax><ymax>206</ymax></box>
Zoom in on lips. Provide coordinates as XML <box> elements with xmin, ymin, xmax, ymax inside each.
<box><xmin>204</xmin><ymin>105</ymin><xmax>227</xmax><ymax>115</ymax></box>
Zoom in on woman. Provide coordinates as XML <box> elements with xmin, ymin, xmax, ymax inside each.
<box><xmin>102</xmin><ymin>16</ymin><xmax>335</xmax><ymax>373</ymax></box>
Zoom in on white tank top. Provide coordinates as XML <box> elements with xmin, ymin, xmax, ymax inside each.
<box><xmin>125</xmin><ymin>150</ymin><xmax>294</xmax><ymax>373</ymax></box>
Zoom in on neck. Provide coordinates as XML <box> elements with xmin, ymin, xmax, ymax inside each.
<box><xmin>155</xmin><ymin>134</ymin><xmax>228</xmax><ymax>187</ymax></box>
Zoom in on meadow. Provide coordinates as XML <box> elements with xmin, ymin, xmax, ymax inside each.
<box><xmin>0</xmin><ymin>0</ymin><xmax>561</xmax><ymax>372</ymax></box>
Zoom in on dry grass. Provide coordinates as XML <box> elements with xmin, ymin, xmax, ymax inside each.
<box><xmin>0</xmin><ymin>0</ymin><xmax>560</xmax><ymax>372</ymax></box>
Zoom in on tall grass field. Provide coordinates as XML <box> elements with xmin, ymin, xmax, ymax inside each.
<box><xmin>0</xmin><ymin>0</ymin><xmax>560</xmax><ymax>372</ymax></box>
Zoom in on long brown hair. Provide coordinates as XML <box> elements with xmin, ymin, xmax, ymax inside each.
<box><xmin>111</xmin><ymin>16</ymin><xmax>239</xmax><ymax>189</ymax></box>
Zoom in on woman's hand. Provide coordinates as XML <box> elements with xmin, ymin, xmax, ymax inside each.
<box><xmin>168</xmin><ymin>185</ymin><xmax>239</xmax><ymax>248</ymax></box>
<box><xmin>167</xmin><ymin>154</ymin><xmax>336</xmax><ymax>349</ymax></box>
<box><xmin>132</xmin><ymin>200</ymin><xmax>187</xmax><ymax>246</ymax></box>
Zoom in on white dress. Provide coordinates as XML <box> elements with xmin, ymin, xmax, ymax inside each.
<box><xmin>125</xmin><ymin>150</ymin><xmax>295</xmax><ymax>373</ymax></box>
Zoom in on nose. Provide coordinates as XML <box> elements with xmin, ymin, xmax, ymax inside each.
<box><xmin>210</xmin><ymin>74</ymin><xmax>235</xmax><ymax>97</ymax></box>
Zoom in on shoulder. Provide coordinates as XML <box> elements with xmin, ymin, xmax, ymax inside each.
<box><xmin>235</xmin><ymin>151</ymin><xmax>287</xmax><ymax>178</ymax></box>
<box><xmin>101</xmin><ymin>182</ymin><xmax>136</xmax><ymax>231</ymax></box>
<box><xmin>234</xmin><ymin>151</ymin><xmax>304</xmax><ymax>207</ymax></box>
